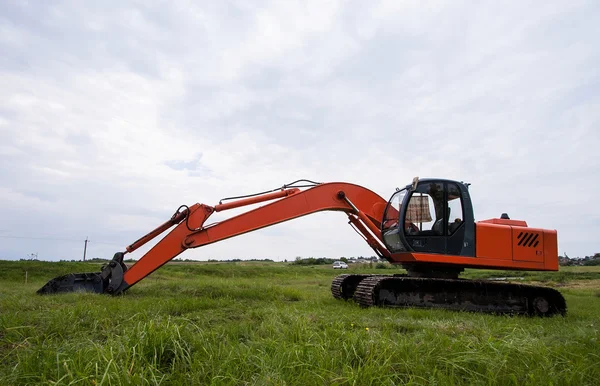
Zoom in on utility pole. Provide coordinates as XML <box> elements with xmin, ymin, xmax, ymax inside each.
<box><xmin>83</xmin><ymin>237</ymin><xmax>88</xmax><ymax>261</ymax></box>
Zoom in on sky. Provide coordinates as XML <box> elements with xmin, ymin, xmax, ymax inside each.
<box><xmin>1</xmin><ymin>0</ymin><xmax>599</xmax><ymax>262</ymax></box>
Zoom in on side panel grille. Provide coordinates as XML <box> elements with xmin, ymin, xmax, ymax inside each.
<box><xmin>517</xmin><ymin>231</ymin><xmax>540</xmax><ymax>248</ymax></box>
<box><xmin>513</xmin><ymin>228</ymin><xmax>545</xmax><ymax>263</ymax></box>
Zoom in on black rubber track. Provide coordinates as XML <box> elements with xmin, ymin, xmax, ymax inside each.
<box><xmin>351</xmin><ymin>276</ymin><xmax>566</xmax><ymax>317</ymax></box>
<box><xmin>331</xmin><ymin>274</ymin><xmax>376</xmax><ymax>300</ymax></box>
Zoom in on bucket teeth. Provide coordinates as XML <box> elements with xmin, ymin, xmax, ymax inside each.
<box><xmin>37</xmin><ymin>272</ymin><xmax>104</xmax><ymax>294</ymax></box>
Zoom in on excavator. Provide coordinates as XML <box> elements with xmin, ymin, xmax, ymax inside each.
<box><xmin>38</xmin><ymin>178</ymin><xmax>567</xmax><ymax>316</ymax></box>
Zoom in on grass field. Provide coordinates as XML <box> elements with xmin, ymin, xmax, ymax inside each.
<box><xmin>1</xmin><ymin>260</ymin><xmax>599</xmax><ymax>385</ymax></box>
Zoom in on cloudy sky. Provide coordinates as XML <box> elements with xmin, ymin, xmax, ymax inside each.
<box><xmin>1</xmin><ymin>0</ymin><xmax>598</xmax><ymax>262</ymax></box>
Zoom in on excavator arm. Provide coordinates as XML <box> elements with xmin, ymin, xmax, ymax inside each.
<box><xmin>38</xmin><ymin>182</ymin><xmax>390</xmax><ymax>295</ymax></box>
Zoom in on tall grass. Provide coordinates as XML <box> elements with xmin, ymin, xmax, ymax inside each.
<box><xmin>1</xmin><ymin>261</ymin><xmax>599</xmax><ymax>385</ymax></box>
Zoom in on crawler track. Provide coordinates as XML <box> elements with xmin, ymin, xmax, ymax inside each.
<box><xmin>351</xmin><ymin>276</ymin><xmax>566</xmax><ymax>316</ymax></box>
<box><xmin>331</xmin><ymin>274</ymin><xmax>375</xmax><ymax>300</ymax></box>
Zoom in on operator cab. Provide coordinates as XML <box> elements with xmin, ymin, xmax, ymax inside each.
<box><xmin>381</xmin><ymin>178</ymin><xmax>475</xmax><ymax>257</ymax></box>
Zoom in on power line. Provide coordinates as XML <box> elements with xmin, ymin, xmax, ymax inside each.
<box><xmin>0</xmin><ymin>235</ymin><xmax>123</xmax><ymax>246</ymax></box>
<box><xmin>88</xmin><ymin>240</ymin><xmax>123</xmax><ymax>247</ymax></box>
<box><xmin>0</xmin><ymin>235</ymin><xmax>82</xmax><ymax>242</ymax></box>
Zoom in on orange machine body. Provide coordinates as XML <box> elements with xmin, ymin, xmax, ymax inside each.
<box><xmin>475</xmin><ymin>220</ymin><xmax>558</xmax><ymax>270</ymax></box>
<box><xmin>388</xmin><ymin>219</ymin><xmax>559</xmax><ymax>271</ymax></box>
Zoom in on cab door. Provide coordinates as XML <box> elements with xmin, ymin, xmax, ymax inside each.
<box><xmin>445</xmin><ymin>183</ymin><xmax>468</xmax><ymax>255</ymax></box>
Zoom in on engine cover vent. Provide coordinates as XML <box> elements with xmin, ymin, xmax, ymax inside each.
<box><xmin>517</xmin><ymin>231</ymin><xmax>540</xmax><ymax>248</ymax></box>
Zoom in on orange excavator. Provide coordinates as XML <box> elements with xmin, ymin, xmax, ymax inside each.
<box><xmin>38</xmin><ymin>178</ymin><xmax>566</xmax><ymax>316</ymax></box>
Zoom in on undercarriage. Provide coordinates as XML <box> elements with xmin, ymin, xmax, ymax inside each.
<box><xmin>332</xmin><ymin>273</ymin><xmax>566</xmax><ymax>316</ymax></box>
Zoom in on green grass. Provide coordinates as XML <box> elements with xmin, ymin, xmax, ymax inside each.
<box><xmin>1</xmin><ymin>261</ymin><xmax>599</xmax><ymax>385</ymax></box>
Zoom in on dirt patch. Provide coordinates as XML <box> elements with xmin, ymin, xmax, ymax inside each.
<box><xmin>553</xmin><ymin>279</ymin><xmax>600</xmax><ymax>290</ymax></box>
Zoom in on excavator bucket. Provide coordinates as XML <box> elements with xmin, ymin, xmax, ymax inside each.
<box><xmin>37</xmin><ymin>272</ymin><xmax>105</xmax><ymax>294</ymax></box>
<box><xmin>37</xmin><ymin>252</ymin><xmax>128</xmax><ymax>295</ymax></box>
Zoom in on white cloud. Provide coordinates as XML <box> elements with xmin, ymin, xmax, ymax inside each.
<box><xmin>0</xmin><ymin>0</ymin><xmax>598</xmax><ymax>262</ymax></box>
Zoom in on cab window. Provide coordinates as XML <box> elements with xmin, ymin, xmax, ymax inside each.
<box><xmin>447</xmin><ymin>183</ymin><xmax>464</xmax><ymax>234</ymax></box>
<box><xmin>382</xmin><ymin>189</ymin><xmax>406</xmax><ymax>232</ymax></box>
<box><xmin>382</xmin><ymin>189</ymin><xmax>408</xmax><ymax>252</ymax></box>
<box><xmin>405</xmin><ymin>182</ymin><xmax>445</xmax><ymax>236</ymax></box>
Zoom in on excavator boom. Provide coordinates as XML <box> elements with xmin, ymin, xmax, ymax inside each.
<box><xmin>38</xmin><ymin>182</ymin><xmax>389</xmax><ymax>295</ymax></box>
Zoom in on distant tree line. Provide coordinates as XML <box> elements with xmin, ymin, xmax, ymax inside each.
<box><xmin>291</xmin><ymin>256</ymin><xmax>381</xmax><ymax>266</ymax></box>
<box><xmin>55</xmin><ymin>258</ymin><xmax>110</xmax><ymax>263</ymax></box>
<box><xmin>292</xmin><ymin>257</ymin><xmax>336</xmax><ymax>266</ymax></box>
<box><xmin>207</xmin><ymin>258</ymin><xmax>275</xmax><ymax>263</ymax></box>
<box><xmin>28</xmin><ymin>255</ymin><xmax>382</xmax><ymax>264</ymax></box>
<box><xmin>559</xmin><ymin>253</ymin><xmax>600</xmax><ymax>266</ymax></box>
<box><xmin>174</xmin><ymin>258</ymin><xmax>275</xmax><ymax>263</ymax></box>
